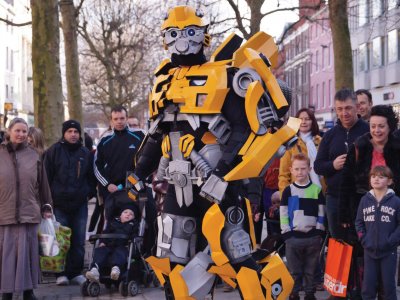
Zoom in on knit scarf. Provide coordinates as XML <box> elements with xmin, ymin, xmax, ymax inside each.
<box><xmin>299</xmin><ymin>132</ymin><xmax>321</xmax><ymax>187</ymax></box>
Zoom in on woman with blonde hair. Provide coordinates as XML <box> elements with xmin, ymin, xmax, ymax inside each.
<box><xmin>0</xmin><ymin>118</ymin><xmax>52</xmax><ymax>300</ymax></box>
<box><xmin>28</xmin><ymin>127</ymin><xmax>45</xmax><ymax>155</ymax></box>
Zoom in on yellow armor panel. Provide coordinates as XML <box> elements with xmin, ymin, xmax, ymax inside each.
<box><xmin>161</xmin><ymin>6</ymin><xmax>205</xmax><ymax>30</ymax></box>
<box><xmin>244</xmin><ymin>48</ymin><xmax>288</xmax><ymax>109</ymax></box>
<box><xmin>179</xmin><ymin>134</ymin><xmax>195</xmax><ymax>158</ymax></box>
<box><xmin>162</xmin><ymin>135</ymin><xmax>171</xmax><ymax>158</ymax></box>
<box><xmin>208</xmin><ymin>264</ymin><xmax>237</xmax><ymax>288</ymax></box>
<box><xmin>236</xmin><ymin>267</ymin><xmax>265</xmax><ymax>300</ymax></box>
<box><xmin>224</xmin><ymin>117</ymin><xmax>301</xmax><ymax>181</ymax></box>
<box><xmin>244</xmin><ymin>198</ymin><xmax>257</xmax><ymax>249</ymax></box>
<box><xmin>169</xmin><ymin>264</ymin><xmax>196</xmax><ymax>300</ymax></box>
<box><xmin>245</xmin><ymin>80</ymin><xmax>265</xmax><ymax>134</ymax></box>
<box><xmin>232</xmin><ymin>32</ymin><xmax>278</xmax><ymax>69</ymax></box>
<box><xmin>260</xmin><ymin>254</ymin><xmax>294</xmax><ymax>300</ymax></box>
<box><xmin>145</xmin><ymin>256</ymin><xmax>172</xmax><ymax>286</ymax></box>
<box><xmin>202</xmin><ymin>204</ymin><xmax>229</xmax><ymax>266</ymax></box>
<box><xmin>149</xmin><ymin>61</ymin><xmax>229</xmax><ymax>118</ymax></box>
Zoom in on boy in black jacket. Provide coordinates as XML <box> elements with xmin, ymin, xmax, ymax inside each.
<box><xmin>355</xmin><ymin>166</ymin><xmax>400</xmax><ymax>300</ymax></box>
<box><xmin>86</xmin><ymin>205</ymin><xmax>139</xmax><ymax>282</ymax></box>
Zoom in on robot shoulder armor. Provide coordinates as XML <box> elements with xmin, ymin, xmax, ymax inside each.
<box><xmin>154</xmin><ymin>59</ymin><xmax>174</xmax><ymax>76</ymax></box>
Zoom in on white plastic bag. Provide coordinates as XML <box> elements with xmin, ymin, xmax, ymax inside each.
<box><xmin>39</xmin><ymin>215</ymin><xmax>60</xmax><ymax>257</ymax></box>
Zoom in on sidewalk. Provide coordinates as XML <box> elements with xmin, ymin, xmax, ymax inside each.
<box><xmin>24</xmin><ymin>200</ymin><xmax>397</xmax><ymax>299</ymax></box>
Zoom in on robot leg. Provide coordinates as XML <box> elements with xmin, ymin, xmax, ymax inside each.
<box><xmin>203</xmin><ymin>201</ymin><xmax>294</xmax><ymax>300</ymax></box>
<box><xmin>146</xmin><ymin>213</ymin><xmax>216</xmax><ymax>299</ymax></box>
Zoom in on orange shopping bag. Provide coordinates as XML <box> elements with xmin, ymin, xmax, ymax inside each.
<box><xmin>324</xmin><ymin>238</ymin><xmax>353</xmax><ymax>297</ymax></box>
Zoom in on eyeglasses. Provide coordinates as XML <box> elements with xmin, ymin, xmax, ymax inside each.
<box><xmin>129</xmin><ymin>123</ymin><xmax>139</xmax><ymax>127</ymax></box>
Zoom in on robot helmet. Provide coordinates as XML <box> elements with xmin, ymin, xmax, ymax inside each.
<box><xmin>162</xmin><ymin>6</ymin><xmax>210</xmax><ymax>56</ymax></box>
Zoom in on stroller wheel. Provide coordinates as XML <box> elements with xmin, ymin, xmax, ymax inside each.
<box><xmin>80</xmin><ymin>281</ymin><xmax>89</xmax><ymax>296</ymax></box>
<box><xmin>87</xmin><ymin>281</ymin><xmax>101</xmax><ymax>297</ymax></box>
<box><xmin>119</xmin><ymin>281</ymin><xmax>128</xmax><ymax>297</ymax></box>
<box><xmin>128</xmin><ymin>281</ymin><xmax>139</xmax><ymax>296</ymax></box>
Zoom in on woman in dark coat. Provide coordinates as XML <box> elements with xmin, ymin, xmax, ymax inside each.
<box><xmin>0</xmin><ymin>118</ymin><xmax>52</xmax><ymax>300</ymax></box>
<box><xmin>339</xmin><ymin>105</ymin><xmax>400</xmax><ymax>299</ymax></box>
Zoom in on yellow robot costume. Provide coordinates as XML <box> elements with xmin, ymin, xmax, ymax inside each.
<box><xmin>128</xmin><ymin>6</ymin><xmax>300</xmax><ymax>300</ymax></box>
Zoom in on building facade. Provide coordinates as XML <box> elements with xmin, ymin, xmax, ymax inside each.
<box><xmin>0</xmin><ymin>0</ymin><xmax>33</xmax><ymax>130</ymax></box>
<box><xmin>349</xmin><ymin>0</ymin><xmax>400</xmax><ymax>112</ymax></box>
<box><xmin>279</xmin><ymin>2</ymin><xmax>336</xmax><ymax>129</ymax></box>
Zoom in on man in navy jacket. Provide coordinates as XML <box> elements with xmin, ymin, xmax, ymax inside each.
<box><xmin>314</xmin><ymin>89</ymin><xmax>369</xmax><ymax>239</ymax></box>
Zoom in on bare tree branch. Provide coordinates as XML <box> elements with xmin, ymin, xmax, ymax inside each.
<box><xmin>0</xmin><ymin>17</ymin><xmax>31</xmax><ymax>26</ymax></box>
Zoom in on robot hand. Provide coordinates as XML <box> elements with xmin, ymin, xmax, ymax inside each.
<box><xmin>127</xmin><ymin>173</ymin><xmax>145</xmax><ymax>201</ymax></box>
<box><xmin>199</xmin><ymin>174</ymin><xmax>228</xmax><ymax>204</ymax></box>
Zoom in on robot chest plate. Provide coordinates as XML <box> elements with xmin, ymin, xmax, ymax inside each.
<box><xmin>150</xmin><ymin>61</ymin><xmax>230</xmax><ymax>117</ymax></box>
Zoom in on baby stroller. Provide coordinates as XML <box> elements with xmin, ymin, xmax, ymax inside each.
<box><xmin>81</xmin><ymin>190</ymin><xmax>158</xmax><ymax>297</ymax></box>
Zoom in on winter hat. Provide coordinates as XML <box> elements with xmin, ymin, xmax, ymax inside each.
<box><xmin>119</xmin><ymin>203</ymin><xmax>139</xmax><ymax>219</ymax></box>
<box><xmin>62</xmin><ymin>120</ymin><xmax>81</xmax><ymax>137</ymax></box>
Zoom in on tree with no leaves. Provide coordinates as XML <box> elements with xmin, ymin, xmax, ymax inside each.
<box><xmin>78</xmin><ymin>0</ymin><xmax>160</xmax><ymax>116</ymax></box>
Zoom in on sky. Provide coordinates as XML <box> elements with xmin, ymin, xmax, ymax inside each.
<box><xmin>260</xmin><ymin>0</ymin><xmax>300</xmax><ymax>39</ymax></box>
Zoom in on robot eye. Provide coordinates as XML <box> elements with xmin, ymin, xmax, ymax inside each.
<box><xmin>188</xmin><ymin>28</ymin><xmax>196</xmax><ymax>36</ymax></box>
<box><xmin>171</xmin><ymin>30</ymin><xmax>178</xmax><ymax>38</ymax></box>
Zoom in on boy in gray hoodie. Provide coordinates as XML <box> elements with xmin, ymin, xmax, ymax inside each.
<box><xmin>355</xmin><ymin>165</ymin><xmax>400</xmax><ymax>300</ymax></box>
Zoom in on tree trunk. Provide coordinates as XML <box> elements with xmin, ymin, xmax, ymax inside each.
<box><xmin>60</xmin><ymin>0</ymin><xmax>83</xmax><ymax>124</ymax></box>
<box><xmin>247</xmin><ymin>0</ymin><xmax>263</xmax><ymax>38</ymax></box>
<box><xmin>31</xmin><ymin>0</ymin><xmax>64</xmax><ymax>146</ymax></box>
<box><xmin>329</xmin><ymin>0</ymin><xmax>354</xmax><ymax>90</ymax></box>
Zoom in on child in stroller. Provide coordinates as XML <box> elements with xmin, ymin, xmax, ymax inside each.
<box><xmin>85</xmin><ymin>204</ymin><xmax>139</xmax><ymax>282</ymax></box>
<box><xmin>82</xmin><ymin>191</ymin><xmax>157</xmax><ymax>297</ymax></box>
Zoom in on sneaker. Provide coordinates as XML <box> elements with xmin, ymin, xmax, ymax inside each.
<box><xmin>110</xmin><ymin>266</ymin><xmax>120</xmax><ymax>281</ymax></box>
<box><xmin>70</xmin><ymin>275</ymin><xmax>86</xmax><ymax>285</ymax></box>
<box><xmin>56</xmin><ymin>275</ymin><xmax>69</xmax><ymax>286</ymax></box>
<box><xmin>86</xmin><ymin>267</ymin><xmax>100</xmax><ymax>282</ymax></box>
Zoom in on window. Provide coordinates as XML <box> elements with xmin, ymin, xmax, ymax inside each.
<box><xmin>372</xmin><ymin>0</ymin><xmax>383</xmax><ymax>18</ymax></box>
<box><xmin>316</xmin><ymin>84</ymin><xmax>320</xmax><ymax>108</ymax></box>
<box><xmin>6</xmin><ymin>47</ymin><xmax>8</xmax><ymax>70</ymax></box>
<box><xmin>328</xmin><ymin>80</ymin><xmax>332</xmax><ymax>107</ymax></box>
<box><xmin>359</xmin><ymin>0</ymin><xmax>368</xmax><ymax>27</ymax></box>
<box><xmin>316</xmin><ymin>50</ymin><xmax>319</xmax><ymax>72</ymax></box>
<box><xmin>372</xmin><ymin>36</ymin><xmax>383</xmax><ymax>67</ymax></box>
<box><xmin>388</xmin><ymin>29</ymin><xmax>398</xmax><ymax>63</ymax></box>
<box><xmin>322</xmin><ymin>47</ymin><xmax>326</xmax><ymax>69</ymax></box>
<box><xmin>10</xmin><ymin>49</ymin><xmax>13</xmax><ymax>72</ymax></box>
<box><xmin>328</xmin><ymin>45</ymin><xmax>331</xmax><ymax>66</ymax></box>
<box><xmin>10</xmin><ymin>86</ymin><xmax>13</xmax><ymax>100</ymax></box>
<box><xmin>311</xmin><ymin>86</ymin><xmax>314</xmax><ymax>105</ymax></box>
<box><xmin>358</xmin><ymin>43</ymin><xmax>369</xmax><ymax>72</ymax></box>
<box><xmin>322</xmin><ymin>82</ymin><xmax>326</xmax><ymax>108</ymax></box>
<box><xmin>5</xmin><ymin>85</ymin><xmax>9</xmax><ymax>100</ymax></box>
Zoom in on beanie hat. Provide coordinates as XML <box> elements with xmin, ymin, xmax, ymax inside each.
<box><xmin>62</xmin><ymin>120</ymin><xmax>81</xmax><ymax>137</ymax></box>
<box><xmin>119</xmin><ymin>203</ymin><xmax>139</xmax><ymax>219</ymax></box>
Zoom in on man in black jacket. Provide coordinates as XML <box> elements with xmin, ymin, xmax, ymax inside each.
<box><xmin>45</xmin><ymin>120</ymin><xmax>96</xmax><ymax>286</ymax></box>
<box><xmin>94</xmin><ymin>106</ymin><xmax>145</xmax><ymax>218</ymax></box>
<box><xmin>314</xmin><ymin>89</ymin><xmax>369</xmax><ymax>240</ymax></box>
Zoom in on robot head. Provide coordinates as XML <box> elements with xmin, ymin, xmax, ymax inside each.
<box><xmin>161</xmin><ymin>6</ymin><xmax>210</xmax><ymax>56</ymax></box>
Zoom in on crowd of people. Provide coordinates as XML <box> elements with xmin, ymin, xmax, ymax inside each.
<box><xmin>1</xmin><ymin>87</ymin><xmax>400</xmax><ymax>300</ymax></box>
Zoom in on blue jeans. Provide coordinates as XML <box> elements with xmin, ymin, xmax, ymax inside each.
<box><xmin>54</xmin><ymin>202</ymin><xmax>88</xmax><ymax>279</ymax></box>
